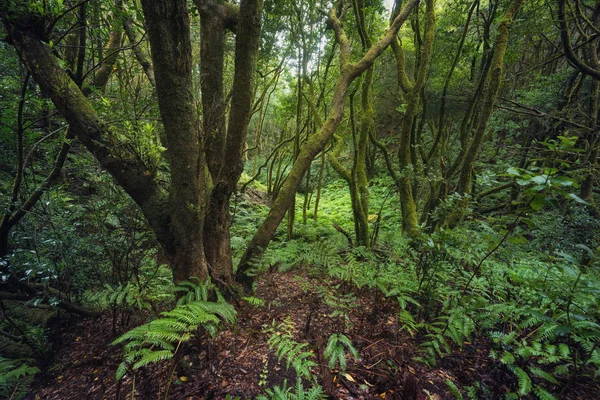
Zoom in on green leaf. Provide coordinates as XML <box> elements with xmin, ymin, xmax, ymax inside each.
<box><xmin>507</xmin><ymin>167</ymin><xmax>521</xmax><ymax>177</ymax></box>
<box><xmin>530</xmin><ymin>194</ymin><xmax>546</xmax><ymax>211</ymax></box>
<box><xmin>531</xmin><ymin>175</ymin><xmax>549</xmax><ymax>185</ymax></box>
<box><xmin>567</xmin><ymin>193</ymin><xmax>589</xmax><ymax>204</ymax></box>
<box><xmin>512</xmin><ymin>366</ymin><xmax>532</xmax><ymax>395</ymax></box>
<box><xmin>551</xmin><ymin>176</ymin><xmax>574</xmax><ymax>187</ymax></box>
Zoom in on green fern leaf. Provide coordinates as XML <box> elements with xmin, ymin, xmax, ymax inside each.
<box><xmin>529</xmin><ymin>367</ymin><xmax>559</xmax><ymax>384</ymax></box>
<box><xmin>511</xmin><ymin>366</ymin><xmax>532</xmax><ymax>396</ymax></box>
<box><xmin>445</xmin><ymin>378</ymin><xmax>464</xmax><ymax>400</ymax></box>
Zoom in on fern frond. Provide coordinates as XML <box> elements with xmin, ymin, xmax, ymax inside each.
<box><xmin>112</xmin><ymin>298</ymin><xmax>236</xmax><ymax>380</ymax></box>
<box><xmin>529</xmin><ymin>367</ymin><xmax>559</xmax><ymax>384</ymax></box>
<box><xmin>445</xmin><ymin>378</ymin><xmax>464</xmax><ymax>400</ymax></box>
<box><xmin>132</xmin><ymin>349</ymin><xmax>174</xmax><ymax>370</ymax></box>
<box><xmin>533</xmin><ymin>385</ymin><xmax>558</xmax><ymax>400</ymax></box>
<box><xmin>510</xmin><ymin>366</ymin><xmax>532</xmax><ymax>396</ymax></box>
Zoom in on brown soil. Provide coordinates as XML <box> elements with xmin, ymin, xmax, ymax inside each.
<box><xmin>26</xmin><ymin>270</ymin><xmax>600</xmax><ymax>399</ymax></box>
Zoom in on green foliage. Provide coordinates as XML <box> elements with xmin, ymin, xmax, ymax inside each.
<box><xmin>265</xmin><ymin>317</ymin><xmax>317</xmax><ymax>379</ymax></box>
<box><xmin>0</xmin><ymin>357</ymin><xmax>39</xmax><ymax>400</ymax></box>
<box><xmin>505</xmin><ymin>165</ymin><xmax>585</xmax><ymax>211</ymax></box>
<box><xmin>83</xmin><ymin>282</ymin><xmax>158</xmax><ymax>312</ymax></box>
<box><xmin>417</xmin><ymin>307</ymin><xmax>476</xmax><ymax>367</ymax></box>
<box><xmin>323</xmin><ymin>333</ymin><xmax>359</xmax><ymax>372</ymax></box>
<box><xmin>256</xmin><ymin>379</ymin><xmax>326</xmax><ymax>400</ymax></box>
<box><xmin>445</xmin><ymin>378</ymin><xmax>463</xmax><ymax>400</ymax></box>
<box><xmin>243</xmin><ymin>296</ymin><xmax>265</xmax><ymax>307</ymax></box>
<box><xmin>112</xmin><ymin>280</ymin><xmax>236</xmax><ymax>380</ymax></box>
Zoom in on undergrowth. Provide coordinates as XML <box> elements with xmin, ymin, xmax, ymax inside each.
<box><xmin>256</xmin><ymin>194</ymin><xmax>600</xmax><ymax>399</ymax></box>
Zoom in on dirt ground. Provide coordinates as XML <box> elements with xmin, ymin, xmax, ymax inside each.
<box><xmin>26</xmin><ymin>270</ymin><xmax>600</xmax><ymax>399</ymax></box>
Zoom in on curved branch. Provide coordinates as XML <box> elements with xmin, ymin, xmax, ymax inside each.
<box><xmin>559</xmin><ymin>0</ymin><xmax>600</xmax><ymax>80</ymax></box>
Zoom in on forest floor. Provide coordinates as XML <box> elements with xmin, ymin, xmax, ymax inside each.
<box><xmin>26</xmin><ymin>270</ymin><xmax>599</xmax><ymax>400</ymax></box>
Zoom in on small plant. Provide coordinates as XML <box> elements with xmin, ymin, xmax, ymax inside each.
<box><xmin>256</xmin><ymin>378</ymin><xmax>326</xmax><ymax>400</ymax></box>
<box><xmin>445</xmin><ymin>378</ymin><xmax>463</xmax><ymax>400</ymax></box>
<box><xmin>323</xmin><ymin>334</ymin><xmax>359</xmax><ymax>372</ymax></box>
<box><xmin>265</xmin><ymin>317</ymin><xmax>317</xmax><ymax>379</ymax></box>
<box><xmin>0</xmin><ymin>357</ymin><xmax>39</xmax><ymax>400</ymax></box>
<box><xmin>417</xmin><ymin>307</ymin><xmax>475</xmax><ymax>367</ymax></box>
<box><xmin>259</xmin><ymin>358</ymin><xmax>269</xmax><ymax>387</ymax></box>
<box><xmin>243</xmin><ymin>296</ymin><xmax>265</xmax><ymax>307</ymax></box>
<box><xmin>112</xmin><ymin>279</ymin><xmax>236</xmax><ymax>381</ymax></box>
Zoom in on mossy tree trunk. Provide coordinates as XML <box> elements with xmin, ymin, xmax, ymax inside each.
<box><xmin>390</xmin><ymin>0</ymin><xmax>436</xmax><ymax>238</ymax></box>
<box><xmin>445</xmin><ymin>0</ymin><xmax>525</xmax><ymax>227</ymax></box>
<box><xmin>327</xmin><ymin>0</ymin><xmax>374</xmax><ymax>247</ymax></box>
<box><xmin>2</xmin><ymin>0</ymin><xmax>262</xmax><ymax>291</ymax></box>
<box><xmin>195</xmin><ymin>0</ymin><xmax>262</xmax><ymax>288</ymax></box>
<box><xmin>237</xmin><ymin>0</ymin><xmax>419</xmax><ymax>290</ymax></box>
<box><xmin>558</xmin><ymin>0</ymin><xmax>600</xmax><ymax>201</ymax></box>
<box><xmin>352</xmin><ymin>0</ymin><xmax>374</xmax><ymax>247</ymax></box>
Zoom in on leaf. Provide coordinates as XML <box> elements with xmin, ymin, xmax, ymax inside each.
<box><xmin>551</xmin><ymin>176</ymin><xmax>574</xmax><ymax>187</ymax></box>
<box><xmin>530</xmin><ymin>194</ymin><xmax>546</xmax><ymax>211</ymax></box>
<box><xmin>529</xmin><ymin>367</ymin><xmax>559</xmax><ymax>384</ymax></box>
<box><xmin>507</xmin><ymin>167</ymin><xmax>521</xmax><ymax>177</ymax></box>
<box><xmin>508</xmin><ymin>234</ymin><xmax>528</xmax><ymax>245</ymax></box>
<box><xmin>567</xmin><ymin>193</ymin><xmax>589</xmax><ymax>204</ymax></box>
<box><xmin>531</xmin><ymin>175</ymin><xmax>549</xmax><ymax>185</ymax></box>
<box><xmin>500</xmin><ymin>351</ymin><xmax>515</xmax><ymax>365</ymax></box>
<box><xmin>512</xmin><ymin>366</ymin><xmax>532</xmax><ymax>396</ymax></box>
<box><xmin>343</xmin><ymin>373</ymin><xmax>356</xmax><ymax>383</ymax></box>
<box><xmin>575</xmin><ymin>244</ymin><xmax>595</xmax><ymax>259</ymax></box>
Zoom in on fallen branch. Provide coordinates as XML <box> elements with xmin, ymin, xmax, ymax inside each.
<box><xmin>333</xmin><ymin>222</ymin><xmax>353</xmax><ymax>247</ymax></box>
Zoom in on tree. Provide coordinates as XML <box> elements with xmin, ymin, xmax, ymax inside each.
<box><xmin>238</xmin><ymin>0</ymin><xmax>419</xmax><ymax>289</ymax></box>
<box><xmin>445</xmin><ymin>0</ymin><xmax>525</xmax><ymax>225</ymax></box>
<box><xmin>0</xmin><ymin>0</ymin><xmax>262</xmax><ymax>292</ymax></box>
<box><xmin>392</xmin><ymin>0</ymin><xmax>436</xmax><ymax>237</ymax></box>
<box><xmin>558</xmin><ymin>0</ymin><xmax>600</xmax><ymax>200</ymax></box>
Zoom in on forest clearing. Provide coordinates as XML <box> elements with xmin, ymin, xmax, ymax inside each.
<box><xmin>1</xmin><ymin>0</ymin><xmax>600</xmax><ymax>398</ymax></box>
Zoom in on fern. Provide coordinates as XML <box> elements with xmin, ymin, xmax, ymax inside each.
<box><xmin>265</xmin><ymin>318</ymin><xmax>317</xmax><ymax>379</ymax></box>
<box><xmin>0</xmin><ymin>357</ymin><xmax>39</xmax><ymax>400</ymax></box>
<box><xmin>533</xmin><ymin>385</ymin><xmax>559</xmax><ymax>400</ymax></box>
<box><xmin>174</xmin><ymin>277</ymin><xmax>214</xmax><ymax>305</ymax></box>
<box><xmin>83</xmin><ymin>282</ymin><xmax>153</xmax><ymax>311</ymax></box>
<box><xmin>509</xmin><ymin>366</ymin><xmax>532</xmax><ymax>396</ymax></box>
<box><xmin>256</xmin><ymin>379</ymin><xmax>326</xmax><ymax>400</ymax></box>
<box><xmin>112</xmin><ymin>280</ymin><xmax>236</xmax><ymax>380</ymax></box>
<box><xmin>417</xmin><ymin>308</ymin><xmax>474</xmax><ymax>366</ymax></box>
<box><xmin>529</xmin><ymin>367</ymin><xmax>559</xmax><ymax>385</ymax></box>
<box><xmin>398</xmin><ymin>309</ymin><xmax>420</xmax><ymax>336</ymax></box>
<box><xmin>243</xmin><ymin>296</ymin><xmax>265</xmax><ymax>307</ymax></box>
<box><xmin>323</xmin><ymin>334</ymin><xmax>359</xmax><ymax>372</ymax></box>
<box><xmin>445</xmin><ymin>378</ymin><xmax>464</xmax><ymax>400</ymax></box>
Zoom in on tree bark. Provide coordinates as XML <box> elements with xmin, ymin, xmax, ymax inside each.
<box><xmin>445</xmin><ymin>0</ymin><xmax>525</xmax><ymax>227</ymax></box>
<box><xmin>199</xmin><ymin>0</ymin><xmax>263</xmax><ymax>288</ymax></box>
<box><xmin>393</xmin><ymin>0</ymin><xmax>436</xmax><ymax>238</ymax></box>
<box><xmin>141</xmin><ymin>0</ymin><xmax>209</xmax><ymax>283</ymax></box>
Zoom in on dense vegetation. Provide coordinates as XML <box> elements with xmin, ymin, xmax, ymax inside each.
<box><xmin>1</xmin><ymin>0</ymin><xmax>600</xmax><ymax>398</ymax></box>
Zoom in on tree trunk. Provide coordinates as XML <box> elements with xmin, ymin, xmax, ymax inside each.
<box><xmin>238</xmin><ymin>0</ymin><xmax>419</xmax><ymax>290</ymax></box>
<box><xmin>141</xmin><ymin>0</ymin><xmax>210</xmax><ymax>283</ymax></box>
<box><xmin>393</xmin><ymin>0</ymin><xmax>436</xmax><ymax>238</ymax></box>
<box><xmin>3</xmin><ymin>0</ymin><xmax>262</xmax><ymax>289</ymax></box>
<box><xmin>445</xmin><ymin>0</ymin><xmax>525</xmax><ymax>227</ymax></box>
<box><xmin>198</xmin><ymin>0</ymin><xmax>263</xmax><ymax>288</ymax></box>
